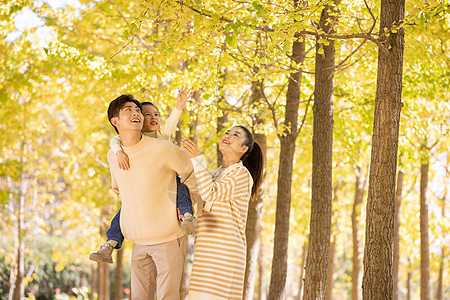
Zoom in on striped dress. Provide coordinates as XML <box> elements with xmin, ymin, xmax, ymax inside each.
<box><xmin>189</xmin><ymin>156</ymin><xmax>253</xmax><ymax>300</ymax></box>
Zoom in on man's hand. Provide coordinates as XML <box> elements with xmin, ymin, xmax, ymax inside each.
<box><xmin>116</xmin><ymin>150</ymin><xmax>130</xmax><ymax>170</ymax></box>
<box><xmin>181</xmin><ymin>138</ymin><xmax>202</xmax><ymax>158</ymax></box>
<box><xmin>176</xmin><ymin>86</ymin><xmax>192</xmax><ymax>110</ymax></box>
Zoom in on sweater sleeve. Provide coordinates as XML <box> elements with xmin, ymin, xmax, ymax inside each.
<box><xmin>110</xmin><ymin>136</ymin><xmax>123</xmax><ymax>154</ymax></box>
<box><xmin>191</xmin><ymin>155</ymin><xmax>249</xmax><ymax>206</ymax></box>
<box><xmin>165</xmin><ymin>144</ymin><xmax>199</xmax><ymax>205</ymax></box>
<box><xmin>157</xmin><ymin>108</ymin><xmax>182</xmax><ymax>141</ymax></box>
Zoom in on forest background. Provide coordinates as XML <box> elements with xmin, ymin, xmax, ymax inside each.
<box><xmin>0</xmin><ymin>0</ymin><xmax>448</xmax><ymax>299</ymax></box>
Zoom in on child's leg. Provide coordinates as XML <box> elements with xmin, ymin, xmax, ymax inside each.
<box><xmin>176</xmin><ymin>177</ymin><xmax>193</xmax><ymax>216</ymax></box>
<box><xmin>89</xmin><ymin>209</ymin><xmax>124</xmax><ymax>264</ymax></box>
<box><xmin>176</xmin><ymin>176</ymin><xmax>196</xmax><ymax>235</ymax></box>
<box><xmin>106</xmin><ymin>209</ymin><xmax>125</xmax><ymax>249</ymax></box>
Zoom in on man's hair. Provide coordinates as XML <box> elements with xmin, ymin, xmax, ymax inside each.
<box><xmin>107</xmin><ymin>94</ymin><xmax>143</xmax><ymax>134</ymax></box>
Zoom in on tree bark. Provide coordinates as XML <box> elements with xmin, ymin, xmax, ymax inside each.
<box><xmin>420</xmin><ymin>160</ymin><xmax>430</xmax><ymax>300</ymax></box>
<box><xmin>257</xmin><ymin>241</ymin><xmax>265</xmax><ymax>300</ymax></box>
<box><xmin>181</xmin><ymin>112</ymin><xmax>200</xmax><ymax>300</ymax></box>
<box><xmin>296</xmin><ymin>242</ymin><xmax>308</xmax><ymax>300</ymax></box>
<box><xmin>267</xmin><ymin>27</ymin><xmax>305</xmax><ymax>299</ymax></box>
<box><xmin>180</xmin><ymin>236</ymin><xmax>195</xmax><ymax>300</ymax></box>
<box><xmin>393</xmin><ymin>168</ymin><xmax>404</xmax><ymax>300</ymax></box>
<box><xmin>244</xmin><ymin>80</ymin><xmax>266</xmax><ymax>300</ymax></box>
<box><xmin>90</xmin><ymin>264</ymin><xmax>97</xmax><ymax>300</ymax></box>
<box><xmin>8</xmin><ymin>144</ymin><xmax>26</xmax><ymax>300</ymax></box>
<box><xmin>362</xmin><ymin>0</ymin><xmax>405</xmax><ymax>297</ymax></box>
<box><xmin>436</xmin><ymin>199</ymin><xmax>445</xmax><ymax>300</ymax></box>
<box><xmin>352</xmin><ymin>167</ymin><xmax>366</xmax><ymax>300</ymax></box>
<box><xmin>98</xmin><ymin>262</ymin><xmax>110</xmax><ymax>300</ymax></box>
<box><xmin>325</xmin><ymin>235</ymin><xmax>336</xmax><ymax>300</ymax></box>
<box><xmin>303</xmin><ymin>1</ymin><xmax>338</xmax><ymax>298</ymax></box>
<box><xmin>114</xmin><ymin>248</ymin><xmax>124</xmax><ymax>300</ymax></box>
<box><xmin>406</xmin><ymin>269</ymin><xmax>411</xmax><ymax>300</ymax></box>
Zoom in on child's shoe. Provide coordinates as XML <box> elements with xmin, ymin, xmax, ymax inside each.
<box><xmin>89</xmin><ymin>243</ymin><xmax>114</xmax><ymax>264</ymax></box>
<box><xmin>180</xmin><ymin>212</ymin><xmax>196</xmax><ymax>235</ymax></box>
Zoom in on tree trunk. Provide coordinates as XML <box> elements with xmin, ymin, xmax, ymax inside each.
<box><xmin>188</xmin><ymin>90</ymin><xmax>200</xmax><ymax>143</ymax></box>
<box><xmin>267</xmin><ymin>28</ymin><xmax>305</xmax><ymax>299</ymax></box>
<box><xmin>393</xmin><ymin>168</ymin><xmax>404</xmax><ymax>300</ymax></box>
<box><xmin>436</xmin><ymin>200</ymin><xmax>445</xmax><ymax>300</ymax></box>
<box><xmin>362</xmin><ymin>0</ymin><xmax>405</xmax><ymax>297</ymax></box>
<box><xmin>244</xmin><ymin>79</ymin><xmax>266</xmax><ymax>300</ymax></box>
<box><xmin>352</xmin><ymin>167</ymin><xmax>366</xmax><ymax>300</ymax></box>
<box><xmin>406</xmin><ymin>269</ymin><xmax>411</xmax><ymax>300</ymax></box>
<box><xmin>11</xmin><ymin>195</ymin><xmax>25</xmax><ymax>300</ymax></box>
<box><xmin>98</xmin><ymin>262</ymin><xmax>110</xmax><ymax>300</ymax></box>
<box><xmin>257</xmin><ymin>241</ymin><xmax>265</xmax><ymax>300</ymax></box>
<box><xmin>325</xmin><ymin>235</ymin><xmax>336</xmax><ymax>300</ymax></box>
<box><xmin>90</xmin><ymin>264</ymin><xmax>97</xmax><ymax>300</ymax></box>
<box><xmin>420</xmin><ymin>160</ymin><xmax>430</xmax><ymax>300</ymax></box>
<box><xmin>8</xmin><ymin>150</ymin><xmax>26</xmax><ymax>300</ymax></box>
<box><xmin>216</xmin><ymin>69</ymin><xmax>228</xmax><ymax>167</ymax></box>
<box><xmin>180</xmin><ymin>236</ymin><xmax>195</xmax><ymax>300</ymax></box>
<box><xmin>296</xmin><ymin>242</ymin><xmax>308</xmax><ymax>300</ymax></box>
<box><xmin>303</xmin><ymin>1</ymin><xmax>338</xmax><ymax>298</ymax></box>
<box><xmin>114</xmin><ymin>248</ymin><xmax>124</xmax><ymax>300</ymax></box>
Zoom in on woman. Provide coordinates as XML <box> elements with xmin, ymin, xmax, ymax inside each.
<box><xmin>181</xmin><ymin>125</ymin><xmax>264</xmax><ymax>300</ymax></box>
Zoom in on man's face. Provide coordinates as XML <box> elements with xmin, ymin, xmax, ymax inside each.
<box><xmin>142</xmin><ymin>104</ymin><xmax>161</xmax><ymax>132</ymax></box>
<box><xmin>111</xmin><ymin>102</ymin><xmax>143</xmax><ymax>134</ymax></box>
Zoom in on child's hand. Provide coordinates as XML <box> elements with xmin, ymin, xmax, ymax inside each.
<box><xmin>117</xmin><ymin>150</ymin><xmax>130</xmax><ymax>170</ymax></box>
<box><xmin>181</xmin><ymin>138</ymin><xmax>202</xmax><ymax>158</ymax></box>
<box><xmin>176</xmin><ymin>86</ymin><xmax>192</xmax><ymax>110</ymax></box>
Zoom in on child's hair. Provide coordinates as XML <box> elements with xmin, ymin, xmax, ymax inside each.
<box><xmin>107</xmin><ymin>94</ymin><xmax>143</xmax><ymax>134</ymax></box>
<box><xmin>141</xmin><ymin>101</ymin><xmax>159</xmax><ymax>113</ymax></box>
<box><xmin>235</xmin><ymin>125</ymin><xmax>264</xmax><ymax>200</ymax></box>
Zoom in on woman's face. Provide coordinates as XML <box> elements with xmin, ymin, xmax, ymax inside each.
<box><xmin>142</xmin><ymin>104</ymin><xmax>161</xmax><ymax>132</ymax></box>
<box><xmin>219</xmin><ymin>127</ymin><xmax>249</xmax><ymax>157</ymax></box>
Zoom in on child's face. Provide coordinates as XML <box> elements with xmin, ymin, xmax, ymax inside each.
<box><xmin>142</xmin><ymin>104</ymin><xmax>161</xmax><ymax>132</ymax></box>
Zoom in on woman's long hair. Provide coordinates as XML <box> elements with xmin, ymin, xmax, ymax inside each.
<box><xmin>236</xmin><ymin>125</ymin><xmax>264</xmax><ymax>200</ymax></box>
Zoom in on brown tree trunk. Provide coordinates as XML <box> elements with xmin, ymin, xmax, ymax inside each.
<box><xmin>8</xmin><ymin>151</ymin><xmax>26</xmax><ymax>300</ymax></box>
<box><xmin>303</xmin><ymin>1</ymin><xmax>338</xmax><ymax>299</ymax></box>
<box><xmin>436</xmin><ymin>199</ymin><xmax>445</xmax><ymax>300</ymax></box>
<box><xmin>325</xmin><ymin>235</ymin><xmax>336</xmax><ymax>300</ymax></box>
<box><xmin>352</xmin><ymin>167</ymin><xmax>366</xmax><ymax>300</ymax></box>
<box><xmin>98</xmin><ymin>262</ymin><xmax>110</xmax><ymax>300</ymax></box>
<box><xmin>296</xmin><ymin>242</ymin><xmax>308</xmax><ymax>300</ymax></box>
<box><xmin>188</xmin><ymin>90</ymin><xmax>200</xmax><ymax>143</ymax></box>
<box><xmin>393</xmin><ymin>168</ymin><xmax>404</xmax><ymax>300</ymax></box>
<box><xmin>90</xmin><ymin>264</ymin><xmax>97</xmax><ymax>300</ymax></box>
<box><xmin>180</xmin><ymin>236</ymin><xmax>195</xmax><ymax>300</ymax></box>
<box><xmin>114</xmin><ymin>248</ymin><xmax>124</xmax><ymax>300</ymax></box>
<box><xmin>216</xmin><ymin>69</ymin><xmax>228</xmax><ymax>167</ymax></box>
<box><xmin>406</xmin><ymin>269</ymin><xmax>411</xmax><ymax>300</ymax></box>
<box><xmin>420</xmin><ymin>160</ymin><xmax>430</xmax><ymax>300</ymax></box>
<box><xmin>181</xmin><ymin>110</ymin><xmax>200</xmax><ymax>300</ymax></box>
<box><xmin>244</xmin><ymin>79</ymin><xmax>266</xmax><ymax>300</ymax></box>
<box><xmin>257</xmin><ymin>241</ymin><xmax>265</xmax><ymax>300</ymax></box>
<box><xmin>362</xmin><ymin>0</ymin><xmax>405</xmax><ymax>297</ymax></box>
<box><xmin>267</xmin><ymin>27</ymin><xmax>305</xmax><ymax>299</ymax></box>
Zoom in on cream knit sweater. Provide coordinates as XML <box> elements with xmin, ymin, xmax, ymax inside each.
<box><xmin>107</xmin><ymin>135</ymin><xmax>197</xmax><ymax>245</ymax></box>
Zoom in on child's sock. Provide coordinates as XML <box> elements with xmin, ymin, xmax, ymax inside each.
<box><xmin>107</xmin><ymin>240</ymin><xmax>118</xmax><ymax>248</ymax></box>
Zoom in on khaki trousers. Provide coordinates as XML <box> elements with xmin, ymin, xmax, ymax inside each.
<box><xmin>131</xmin><ymin>236</ymin><xmax>187</xmax><ymax>300</ymax></box>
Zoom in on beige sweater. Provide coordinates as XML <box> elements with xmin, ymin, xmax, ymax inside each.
<box><xmin>107</xmin><ymin>135</ymin><xmax>197</xmax><ymax>245</ymax></box>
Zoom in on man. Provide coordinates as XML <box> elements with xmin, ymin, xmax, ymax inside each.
<box><xmin>106</xmin><ymin>94</ymin><xmax>196</xmax><ymax>299</ymax></box>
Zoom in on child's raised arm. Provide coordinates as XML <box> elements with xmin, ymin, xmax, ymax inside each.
<box><xmin>158</xmin><ymin>86</ymin><xmax>193</xmax><ymax>140</ymax></box>
<box><xmin>110</xmin><ymin>136</ymin><xmax>130</xmax><ymax>170</ymax></box>
<box><xmin>175</xmin><ymin>86</ymin><xmax>192</xmax><ymax>110</ymax></box>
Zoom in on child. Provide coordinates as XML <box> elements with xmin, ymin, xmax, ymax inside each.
<box><xmin>90</xmin><ymin>87</ymin><xmax>195</xmax><ymax>264</ymax></box>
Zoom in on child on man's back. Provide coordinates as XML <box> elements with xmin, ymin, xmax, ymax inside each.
<box><xmin>89</xmin><ymin>87</ymin><xmax>195</xmax><ymax>264</ymax></box>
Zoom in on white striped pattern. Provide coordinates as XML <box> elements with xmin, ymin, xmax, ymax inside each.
<box><xmin>189</xmin><ymin>162</ymin><xmax>252</xmax><ymax>300</ymax></box>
